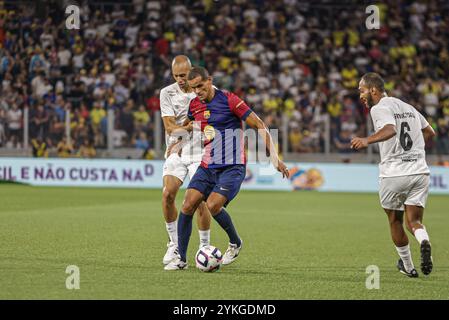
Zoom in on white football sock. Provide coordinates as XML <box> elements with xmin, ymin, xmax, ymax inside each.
<box><xmin>199</xmin><ymin>229</ymin><xmax>210</xmax><ymax>248</ymax></box>
<box><xmin>166</xmin><ymin>221</ymin><xmax>178</xmax><ymax>245</ymax></box>
<box><xmin>396</xmin><ymin>244</ymin><xmax>415</xmax><ymax>272</ymax></box>
<box><xmin>414</xmin><ymin>227</ymin><xmax>430</xmax><ymax>245</ymax></box>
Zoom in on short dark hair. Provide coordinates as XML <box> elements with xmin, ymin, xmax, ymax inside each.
<box><xmin>188</xmin><ymin>66</ymin><xmax>209</xmax><ymax>81</ymax></box>
<box><xmin>361</xmin><ymin>73</ymin><xmax>385</xmax><ymax>92</ymax></box>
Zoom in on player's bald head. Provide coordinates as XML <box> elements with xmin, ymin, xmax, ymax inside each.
<box><xmin>171</xmin><ymin>55</ymin><xmax>192</xmax><ymax>70</ymax></box>
<box><xmin>171</xmin><ymin>55</ymin><xmax>192</xmax><ymax>90</ymax></box>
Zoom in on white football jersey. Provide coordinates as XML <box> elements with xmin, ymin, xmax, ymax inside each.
<box><xmin>370</xmin><ymin>96</ymin><xmax>430</xmax><ymax>177</ymax></box>
<box><xmin>160</xmin><ymin>82</ymin><xmax>201</xmax><ymax>161</ymax></box>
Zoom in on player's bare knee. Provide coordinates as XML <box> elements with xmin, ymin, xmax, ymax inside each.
<box><xmin>206</xmin><ymin>202</ymin><xmax>222</xmax><ymax>216</ymax></box>
<box><xmin>162</xmin><ymin>187</ymin><xmax>176</xmax><ymax>205</ymax></box>
<box><xmin>181</xmin><ymin>200</ymin><xmax>197</xmax><ymax>215</ymax></box>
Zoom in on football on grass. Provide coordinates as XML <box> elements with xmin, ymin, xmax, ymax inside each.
<box><xmin>195</xmin><ymin>245</ymin><xmax>223</xmax><ymax>272</ymax></box>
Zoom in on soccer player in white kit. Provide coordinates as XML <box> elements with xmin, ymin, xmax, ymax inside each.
<box><xmin>159</xmin><ymin>55</ymin><xmax>211</xmax><ymax>267</ymax></box>
<box><xmin>351</xmin><ymin>73</ymin><xmax>435</xmax><ymax>277</ymax></box>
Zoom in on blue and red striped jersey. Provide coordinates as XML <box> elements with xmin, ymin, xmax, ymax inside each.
<box><xmin>188</xmin><ymin>89</ymin><xmax>253</xmax><ymax>168</ymax></box>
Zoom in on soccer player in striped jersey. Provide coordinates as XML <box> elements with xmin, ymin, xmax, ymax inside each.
<box><xmin>165</xmin><ymin>66</ymin><xmax>289</xmax><ymax>270</ymax></box>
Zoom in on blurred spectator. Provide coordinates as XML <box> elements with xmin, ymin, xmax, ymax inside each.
<box><xmin>57</xmin><ymin>136</ymin><xmax>74</xmax><ymax>158</ymax></box>
<box><xmin>436</xmin><ymin>119</ymin><xmax>449</xmax><ymax>155</ymax></box>
<box><xmin>134</xmin><ymin>131</ymin><xmax>150</xmax><ymax>151</ymax></box>
<box><xmin>133</xmin><ymin>104</ymin><xmax>150</xmax><ymax>131</ymax></box>
<box><xmin>90</xmin><ymin>101</ymin><xmax>107</xmax><ymax>147</ymax></box>
<box><xmin>30</xmin><ymin>104</ymin><xmax>50</xmax><ymax>139</ymax></box>
<box><xmin>289</xmin><ymin>124</ymin><xmax>303</xmax><ymax>153</ymax></box>
<box><xmin>120</xmin><ymin>99</ymin><xmax>136</xmax><ymax>146</ymax></box>
<box><xmin>146</xmin><ymin>90</ymin><xmax>160</xmax><ymax>115</ymax></box>
<box><xmin>31</xmin><ymin>137</ymin><xmax>48</xmax><ymax>158</ymax></box>
<box><xmin>48</xmin><ymin>115</ymin><xmax>65</xmax><ymax>146</ymax></box>
<box><xmin>77</xmin><ymin>139</ymin><xmax>97</xmax><ymax>158</ymax></box>
<box><xmin>6</xmin><ymin>103</ymin><xmax>22</xmax><ymax>147</ymax></box>
<box><xmin>0</xmin><ymin>109</ymin><xmax>6</xmax><ymax>147</ymax></box>
<box><xmin>334</xmin><ymin>130</ymin><xmax>353</xmax><ymax>163</ymax></box>
<box><xmin>142</xmin><ymin>146</ymin><xmax>156</xmax><ymax>160</ymax></box>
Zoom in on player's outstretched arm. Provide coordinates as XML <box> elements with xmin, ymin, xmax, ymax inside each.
<box><xmin>244</xmin><ymin>112</ymin><xmax>290</xmax><ymax>178</ymax></box>
<box><xmin>351</xmin><ymin>124</ymin><xmax>396</xmax><ymax>150</ymax></box>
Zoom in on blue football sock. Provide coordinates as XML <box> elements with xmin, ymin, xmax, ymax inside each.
<box><xmin>177</xmin><ymin>212</ymin><xmax>193</xmax><ymax>262</ymax></box>
<box><xmin>213</xmin><ymin>208</ymin><xmax>241</xmax><ymax>246</ymax></box>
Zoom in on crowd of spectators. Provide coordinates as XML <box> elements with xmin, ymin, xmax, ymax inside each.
<box><xmin>0</xmin><ymin>0</ymin><xmax>448</xmax><ymax>159</ymax></box>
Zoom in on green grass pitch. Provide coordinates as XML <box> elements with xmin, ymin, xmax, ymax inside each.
<box><xmin>1</xmin><ymin>184</ymin><xmax>448</xmax><ymax>299</ymax></box>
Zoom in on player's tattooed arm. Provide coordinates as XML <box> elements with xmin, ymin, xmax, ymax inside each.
<box><xmin>245</xmin><ymin>112</ymin><xmax>290</xmax><ymax>178</ymax></box>
<box><xmin>351</xmin><ymin>124</ymin><xmax>396</xmax><ymax>150</ymax></box>
<box><xmin>162</xmin><ymin>116</ymin><xmax>193</xmax><ymax>136</ymax></box>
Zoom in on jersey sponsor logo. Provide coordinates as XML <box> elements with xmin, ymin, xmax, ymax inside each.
<box><xmin>400</xmin><ymin>152</ymin><xmax>423</xmax><ymax>162</ymax></box>
<box><xmin>204</xmin><ymin>110</ymin><xmax>211</xmax><ymax>119</ymax></box>
<box><xmin>401</xmin><ymin>158</ymin><xmax>418</xmax><ymax>162</ymax></box>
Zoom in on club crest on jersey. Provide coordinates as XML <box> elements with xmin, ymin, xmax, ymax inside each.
<box><xmin>204</xmin><ymin>110</ymin><xmax>211</xmax><ymax>119</ymax></box>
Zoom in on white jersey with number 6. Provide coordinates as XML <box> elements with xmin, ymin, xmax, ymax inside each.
<box><xmin>370</xmin><ymin>96</ymin><xmax>430</xmax><ymax>178</ymax></box>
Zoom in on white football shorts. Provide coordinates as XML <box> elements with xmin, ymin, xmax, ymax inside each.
<box><xmin>162</xmin><ymin>153</ymin><xmax>200</xmax><ymax>182</ymax></box>
<box><xmin>379</xmin><ymin>174</ymin><xmax>430</xmax><ymax>211</ymax></box>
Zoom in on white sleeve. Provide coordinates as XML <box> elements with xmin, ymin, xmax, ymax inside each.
<box><xmin>370</xmin><ymin>105</ymin><xmax>396</xmax><ymax>131</ymax></box>
<box><xmin>417</xmin><ymin>111</ymin><xmax>429</xmax><ymax>129</ymax></box>
<box><xmin>160</xmin><ymin>90</ymin><xmax>174</xmax><ymax>117</ymax></box>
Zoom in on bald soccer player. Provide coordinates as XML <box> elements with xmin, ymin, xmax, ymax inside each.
<box><xmin>159</xmin><ymin>56</ymin><xmax>211</xmax><ymax>267</ymax></box>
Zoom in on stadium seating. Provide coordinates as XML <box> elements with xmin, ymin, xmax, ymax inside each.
<box><xmin>0</xmin><ymin>0</ymin><xmax>448</xmax><ymax>158</ymax></box>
